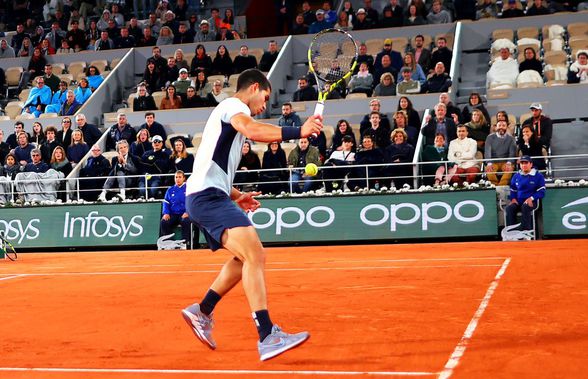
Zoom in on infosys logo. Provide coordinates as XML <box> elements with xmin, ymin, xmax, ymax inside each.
<box><xmin>561</xmin><ymin>196</ymin><xmax>588</xmax><ymax>230</ymax></box>
<box><xmin>63</xmin><ymin>211</ymin><xmax>145</xmax><ymax>241</ymax></box>
<box><xmin>0</xmin><ymin>219</ymin><xmax>41</xmax><ymax>243</ymax></box>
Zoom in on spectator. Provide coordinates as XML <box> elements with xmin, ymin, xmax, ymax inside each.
<box><xmin>355</xmin><ymin>43</ymin><xmax>375</xmax><ymax>74</ymax></box>
<box><xmin>160</xmin><ymin>170</ymin><xmax>193</xmax><ymax>247</ymax></box>
<box><xmin>22</xmin><ymin>76</ymin><xmax>52</xmax><ymax>118</ymax></box>
<box><xmin>568</xmin><ymin>51</ymin><xmax>588</xmax><ymax>84</ymax></box>
<box><xmin>50</xmin><ymin>146</ymin><xmax>72</xmax><ymax>179</ymax></box>
<box><xmin>292</xmin><ymin>77</ymin><xmax>317</xmax><ymax>102</ymax></box>
<box><xmin>13</xmin><ymin>132</ymin><xmax>35</xmax><ymax>166</ymax></box>
<box><xmin>193</xmin><ymin>71</ymin><xmax>212</xmax><ymax>98</ymax></box>
<box><xmin>211</xmin><ymin>45</ymin><xmax>233</xmax><ymax>77</ymax></box>
<box><xmin>160</xmin><ymin>84</ymin><xmax>183</xmax><ymax>110</ymax></box>
<box><xmin>66</xmin><ymin>20</ymin><xmax>86</xmax><ymax>51</ymax></box>
<box><xmin>133</xmin><ymin>83</ymin><xmax>158</xmax><ymax>112</ymax></box>
<box><xmin>173</xmin><ymin>68</ymin><xmax>194</xmax><ymax>96</ymax></box>
<box><xmin>150</xmin><ymin>46</ymin><xmax>168</xmax><ymax>76</ymax></box>
<box><xmin>74</xmin><ymin>78</ymin><xmax>93</xmax><ymax>105</ymax></box>
<box><xmin>288</xmin><ymin>137</ymin><xmax>322</xmax><ymax>193</ymax></box>
<box><xmin>98</xmin><ymin>140</ymin><xmax>141</xmax><ymax>202</ymax></box>
<box><xmin>18</xmin><ymin>47</ymin><xmax>46</xmax><ymax>91</ymax></box>
<box><xmin>78</xmin><ymin>144</ymin><xmax>111</xmax><ymax>201</ymax></box>
<box><xmin>382</xmin><ymin>128</ymin><xmax>415</xmax><ymax>188</ymax></box>
<box><xmin>146</xmin><ymin>13</ymin><xmax>162</xmax><ymax>37</ymax></box>
<box><xmin>42</xmin><ymin>64</ymin><xmax>61</xmax><ymax>93</ymax></box>
<box><xmin>105</xmin><ymin>19</ymin><xmax>120</xmax><ymax>41</ymax></box>
<box><xmin>171</xmin><ymin>49</ymin><xmax>188</xmax><ymax>71</ymax></box>
<box><xmin>408</xmin><ymin>35</ymin><xmax>432</xmax><ymax>73</ymax></box>
<box><xmin>57</xmin><ymin>117</ymin><xmax>74</xmax><ymax>151</ymax></box>
<box><xmin>334</xmin><ymin>11</ymin><xmax>353</xmax><ymax>31</ymax></box>
<box><xmin>359</xmin><ymin>98</ymin><xmax>392</xmax><ymax>135</ymax></box>
<box><xmin>422</xmin><ymin>133</ymin><xmax>449</xmax><ymax>186</ymax></box>
<box><xmin>427</xmin><ymin>0</ymin><xmax>452</xmax><ymax>23</ymax></box>
<box><xmin>374</xmin><ymin>72</ymin><xmax>396</xmax><ymax>96</ymax></box>
<box><xmin>331</xmin><ymin>119</ymin><xmax>356</xmax><ymax>153</ymax></box>
<box><xmin>17</xmin><ymin>37</ymin><xmax>33</xmax><ymax>58</ymax></box>
<box><xmin>86</xmin><ymin>20</ymin><xmax>100</xmax><ymax>48</ymax></box>
<box><xmin>348</xmin><ymin>62</ymin><xmax>374</xmax><ymax>96</ymax></box>
<box><xmin>447</xmin><ymin>124</ymin><xmax>481</xmax><ymax>185</ymax></box>
<box><xmin>421</xmin><ymin>103</ymin><xmax>457</xmax><ymax>146</ymax></box>
<box><xmin>309</xmin><ymin>9</ymin><xmax>331</xmax><ymax>34</ymax></box>
<box><xmin>106</xmin><ymin>113</ymin><xmax>136</xmax><ymax>151</ymax></box>
<box><xmin>143</xmin><ymin>59</ymin><xmax>164</xmax><ymax>92</ymax></box>
<box><xmin>194</xmin><ymin>20</ymin><xmax>216</xmax><ymax>43</ymax></box>
<box><xmin>22</xmin><ymin>148</ymin><xmax>49</xmax><ymax>173</ymax></box>
<box><xmin>258</xmin><ymin>40</ymin><xmax>279</xmax><ymax>72</ymax></box>
<box><xmin>396</xmin><ymin>67</ymin><xmax>421</xmax><ymax>94</ymax></box>
<box><xmin>380</xmin><ymin>0</ymin><xmax>404</xmax><ymax>27</ymax></box>
<box><xmin>139</xmin><ymin>134</ymin><xmax>171</xmax><ymax>198</ymax></box>
<box><xmin>398</xmin><ymin>52</ymin><xmax>427</xmax><ymax>85</ymax></box>
<box><xmin>45</xmin><ymin>22</ymin><xmax>66</xmax><ymax>52</ymax></box>
<box><xmin>348</xmin><ymin>134</ymin><xmax>384</xmax><ymax>190</ymax></box>
<box><xmin>190</xmin><ymin>44</ymin><xmax>213</xmax><ymax>76</ymax></box>
<box><xmin>519</xmin><ymin>47</ymin><xmax>543</xmax><ymax>77</ymax></box>
<box><xmin>431</xmin><ymin>37</ymin><xmax>452</xmax><ymax>74</ymax></box>
<box><xmin>302</xmin><ymin>1</ymin><xmax>317</xmax><ymax>26</ymax></box>
<box><xmin>137</xmin><ymin>26</ymin><xmax>157</xmax><ymax>47</ymax></box>
<box><xmin>437</xmin><ymin>92</ymin><xmax>461</xmax><ymax>122</ymax></box>
<box><xmin>139</xmin><ymin>111</ymin><xmax>167</xmax><ymax>143</ymax></box>
<box><xmin>67</xmin><ymin>129</ymin><xmax>90</xmax><ymax>166</ymax></box>
<box><xmin>11</xmin><ymin>24</ymin><xmax>30</xmax><ymax>52</ymax></box>
<box><xmin>526</xmin><ymin>0</ymin><xmax>551</xmax><ymax>16</ymax></box>
<box><xmin>260</xmin><ymin>141</ymin><xmax>288</xmax><ymax>195</ymax></box>
<box><xmin>423</xmin><ymin>62</ymin><xmax>452</xmax><ymax>93</ymax></box>
<box><xmin>234</xmin><ymin>140</ymin><xmax>261</xmax><ymax>191</ymax></box>
<box><xmin>183</xmin><ymin>86</ymin><xmax>205</xmax><ymax>108</ymax></box>
<box><xmin>115</xmin><ymin>27</ymin><xmax>137</xmax><ymax>49</ymax></box>
<box><xmin>477</xmin><ymin>0</ymin><xmax>499</xmax><ymax>19</ymax></box>
<box><xmin>127</xmin><ymin>17</ymin><xmax>143</xmax><ymax>41</ymax></box>
<box><xmin>322</xmin><ymin>0</ymin><xmax>338</xmax><ymax>24</ymax></box>
<box><xmin>59</xmin><ymin>90</ymin><xmax>82</xmax><ymax>116</ymax></box>
<box><xmin>30</xmin><ymin>121</ymin><xmax>45</xmax><ymax>147</ymax></box>
<box><xmin>375</xmin><ymin>39</ymin><xmax>403</xmax><ymax>73</ymax></box>
<box><xmin>465</xmin><ymin>109</ymin><xmax>490</xmax><ymax>152</ymax></box>
<box><xmin>397</xmin><ymin>96</ymin><xmax>421</xmax><ymax>129</ymax></box>
<box><xmin>362</xmin><ymin>111</ymin><xmax>391</xmax><ymax>149</ymax></box>
<box><xmin>75</xmin><ymin>113</ymin><xmax>102</xmax><ymax>148</ymax></box>
<box><xmin>40</xmin><ymin>126</ymin><xmax>61</xmax><ymax>163</ymax></box>
<box><xmin>131</xmin><ymin>128</ymin><xmax>152</xmax><ymax>157</ymax></box>
<box><xmin>39</xmin><ymin>38</ymin><xmax>56</xmax><ymax>56</ymax></box>
<box><xmin>404</xmin><ymin>4</ymin><xmax>427</xmax><ymax>26</ymax></box>
<box><xmin>207</xmin><ymin>7</ymin><xmax>223</xmax><ymax>33</ymax></box>
<box><xmin>0</xmin><ymin>39</ymin><xmax>15</xmax><ymax>58</ymax></box>
<box><xmin>163</xmin><ymin>56</ymin><xmax>180</xmax><ymax>88</ymax></box>
<box><xmin>521</xmin><ymin>103</ymin><xmax>552</xmax><ymax>149</ymax></box>
<box><xmin>323</xmin><ymin>135</ymin><xmax>355</xmax><ymax>191</ymax></box>
<box><xmin>461</xmin><ymin>92</ymin><xmax>491</xmax><ymax>124</ymax></box>
<box><xmin>373</xmin><ymin>55</ymin><xmax>398</xmax><ymax>87</ymax></box>
<box><xmin>0</xmin><ymin>130</ymin><xmax>9</xmax><ymax>164</ymax></box>
<box><xmin>45</xmin><ymin>80</ymin><xmax>69</xmax><ymax>114</ymax></box>
<box><xmin>95</xmin><ymin>30</ymin><xmax>114</xmax><ymax>50</ymax></box>
<box><xmin>110</xmin><ymin>4</ymin><xmax>126</xmax><ymax>27</ymax></box>
<box><xmin>207</xmin><ymin>80</ymin><xmax>229</xmax><ymax>106</ymax></box>
<box><xmin>278</xmin><ymin>102</ymin><xmax>303</xmax><ymax>128</ymax></box>
<box><xmin>224</xmin><ymin>8</ymin><xmax>243</xmax><ymax>37</ymax></box>
<box><xmin>504</xmin><ymin>155</ymin><xmax>546</xmax><ymax>238</ymax></box>
<box><xmin>484</xmin><ymin>119</ymin><xmax>517</xmax><ymax>185</ymax></box>
<box><xmin>173</xmin><ymin>22</ymin><xmax>194</xmax><ymax>44</ymax></box>
<box><xmin>170</xmin><ymin>138</ymin><xmax>194</xmax><ymax>174</ymax></box>
<box><xmin>501</xmin><ymin>0</ymin><xmax>525</xmax><ymax>18</ymax></box>
<box><xmin>517</xmin><ymin>125</ymin><xmax>547</xmax><ymax>171</ymax></box>
<box><xmin>233</xmin><ymin>45</ymin><xmax>258</xmax><ymax>74</ymax></box>
<box><xmin>392</xmin><ymin>110</ymin><xmax>419</xmax><ymax>146</ymax></box>
<box><xmin>156</xmin><ymin>26</ymin><xmax>174</xmax><ymax>45</ymax></box>
<box><xmin>3</xmin><ymin>153</ymin><xmax>21</xmax><ymax>180</ymax></box>
<box><xmin>7</xmin><ymin>122</ymin><xmax>30</xmax><ymax>150</ymax></box>
<box><xmin>56</xmin><ymin>39</ymin><xmax>75</xmax><ymax>54</ymax></box>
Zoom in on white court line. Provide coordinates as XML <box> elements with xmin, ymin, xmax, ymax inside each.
<box><xmin>0</xmin><ymin>367</ymin><xmax>439</xmax><ymax>376</ymax></box>
<box><xmin>3</xmin><ymin>264</ymin><xmax>502</xmax><ymax>277</ymax></box>
<box><xmin>438</xmin><ymin>257</ymin><xmax>512</xmax><ymax>379</ymax></box>
<box><xmin>0</xmin><ymin>274</ymin><xmax>26</xmax><ymax>282</ymax></box>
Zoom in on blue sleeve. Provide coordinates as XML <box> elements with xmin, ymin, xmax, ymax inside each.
<box><xmin>162</xmin><ymin>187</ymin><xmax>172</xmax><ymax>215</ymax></box>
<box><xmin>415</xmin><ymin>64</ymin><xmax>427</xmax><ymax>85</ymax></box>
<box><xmin>509</xmin><ymin>173</ymin><xmax>518</xmax><ymax>200</ymax></box>
<box><xmin>534</xmin><ymin>173</ymin><xmax>546</xmax><ymax>200</ymax></box>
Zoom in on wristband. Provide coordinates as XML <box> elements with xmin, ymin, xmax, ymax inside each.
<box><xmin>281</xmin><ymin>126</ymin><xmax>301</xmax><ymax>141</ymax></box>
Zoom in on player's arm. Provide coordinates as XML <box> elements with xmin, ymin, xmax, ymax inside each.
<box><xmin>230</xmin><ymin>186</ymin><xmax>260</xmax><ymax>213</ymax></box>
<box><xmin>231</xmin><ymin>113</ymin><xmax>323</xmax><ymax>143</ymax></box>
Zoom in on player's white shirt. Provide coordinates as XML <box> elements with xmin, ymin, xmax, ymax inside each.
<box><xmin>187</xmin><ymin>97</ymin><xmax>250</xmax><ymax>196</ymax></box>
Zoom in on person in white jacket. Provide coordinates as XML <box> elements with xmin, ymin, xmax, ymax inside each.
<box><xmin>447</xmin><ymin>125</ymin><xmax>480</xmax><ymax>184</ymax></box>
<box><xmin>487</xmin><ymin>47</ymin><xmax>519</xmax><ymax>89</ymax></box>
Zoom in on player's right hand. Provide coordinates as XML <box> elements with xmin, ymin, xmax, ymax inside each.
<box><xmin>301</xmin><ymin>114</ymin><xmax>323</xmax><ymax>138</ymax></box>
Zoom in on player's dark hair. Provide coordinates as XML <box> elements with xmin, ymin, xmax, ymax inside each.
<box><xmin>236</xmin><ymin>69</ymin><xmax>272</xmax><ymax>92</ymax></box>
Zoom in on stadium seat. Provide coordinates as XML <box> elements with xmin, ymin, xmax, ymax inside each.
<box><xmin>151</xmin><ymin>91</ymin><xmax>166</xmax><ymax>109</ymax></box>
<box><xmin>249</xmin><ymin>48</ymin><xmax>264</xmax><ymax>63</ymax></box>
<box><xmin>67</xmin><ymin>61</ymin><xmax>87</xmax><ymax>79</ymax></box>
<box><xmin>110</xmin><ymin>57</ymin><xmax>121</xmax><ymax>70</ymax></box>
<box><xmin>519</xmin><ymin>112</ymin><xmax>533</xmax><ymax>126</ymax></box>
<box><xmin>228</xmin><ymin>74</ymin><xmax>240</xmax><ymax>88</ymax></box>
<box><xmin>5</xmin><ymin>66</ymin><xmax>23</xmax><ymax>97</ymax></box>
<box><xmin>89</xmin><ymin>59</ymin><xmax>108</xmax><ymax>73</ymax></box>
<box><xmin>544</xmin><ymin>50</ymin><xmax>568</xmax><ymax>67</ymax></box>
<box><xmin>192</xmin><ymin>133</ymin><xmax>203</xmax><ymax>149</ymax></box>
<box><xmin>207</xmin><ymin>75</ymin><xmax>225</xmax><ymax>85</ymax></box>
<box><xmin>569</xmin><ymin>36</ymin><xmax>588</xmax><ymax>52</ymax></box>
<box><xmin>492</xmin><ymin>29</ymin><xmax>514</xmax><ymax>42</ymax></box>
<box><xmin>186</xmin><ymin>147</ymin><xmax>197</xmax><ymax>156</ymax></box>
<box><xmin>18</xmin><ymin>88</ymin><xmax>31</xmax><ymax>102</ymax></box>
<box><xmin>57</xmin><ymin>73</ymin><xmax>74</xmax><ymax>85</ymax></box>
<box><xmin>51</xmin><ymin>63</ymin><xmax>65</xmax><ymax>74</ymax></box>
<box><xmin>127</xmin><ymin>93</ymin><xmax>135</xmax><ymax>109</ymax></box>
<box><xmin>346</xmin><ymin>93</ymin><xmax>367</xmax><ymax>99</ymax></box>
<box><xmin>0</xmin><ymin>115</ymin><xmax>11</xmax><ymax>121</ymax></box>
<box><xmin>567</xmin><ymin>22</ymin><xmax>588</xmax><ymax>38</ymax></box>
<box><xmin>365</xmin><ymin>38</ymin><xmax>384</xmax><ymax>56</ymax></box>
<box><xmin>323</xmin><ymin>125</ymin><xmax>334</xmax><ymax>148</ymax></box>
<box><xmin>281</xmin><ymin>142</ymin><xmax>297</xmax><ymax>159</ymax></box>
<box><xmin>389</xmin><ymin>37</ymin><xmax>408</xmax><ymax>53</ymax></box>
<box><xmin>517</xmin><ymin>27</ymin><xmax>539</xmax><ymax>40</ymax></box>
<box><xmin>435</xmin><ymin>33</ymin><xmax>454</xmax><ymax>48</ymax></box>
<box><xmin>4</xmin><ymin>101</ymin><xmax>24</xmax><ymax>119</ymax></box>
<box><xmin>166</xmin><ymin>133</ymin><xmax>190</xmax><ymax>149</ymax></box>
<box><xmin>39</xmin><ymin>112</ymin><xmax>58</xmax><ymax>119</ymax></box>
<box><xmin>290</xmin><ymin>102</ymin><xmax>306</xmax><ymax>113</ymax></box>
<box><xmin>251</xmin><ymin>143</ymin><xmax>266</xmax><ymax>162</ymax></box>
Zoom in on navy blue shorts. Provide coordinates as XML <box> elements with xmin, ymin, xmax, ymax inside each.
<box><xmin>186</xmin><ymin>187</ymin><xmax>252</xmax><ymax>251</ymax></box>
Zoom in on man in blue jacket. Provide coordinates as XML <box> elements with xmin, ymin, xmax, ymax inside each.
<box><xmin>505</xmin><ymin>155</ymin><xmax>546</xmax><ymax>237</ymax></box>
<box><xmin>160</xmin><ymin>170</ymin><xmax>195</xmax><ymax>248</ymax></box>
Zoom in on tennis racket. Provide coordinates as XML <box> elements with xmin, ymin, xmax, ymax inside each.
<box><xmin>308</xmin><ymin>28</ymin><xmax>358</xmax><ymax>117</ymax></box>
<box><xmin>0</xmin><ymin>232</ymin><xmax>17</xmax><ymax>261</ymax></box>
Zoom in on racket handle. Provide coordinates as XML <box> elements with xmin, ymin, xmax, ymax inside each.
<box><xmin>311</xmin><ymin>102</ymin><xmax>324</xmax><ymax>138</ymax></box>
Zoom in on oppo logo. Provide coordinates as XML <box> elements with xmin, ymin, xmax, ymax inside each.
<box><xmin>0</xmin><ymin>219</ymin><xmax>41</xmax><ymax>244</ymax></box>
<box><xmin>360</xmin><ymin>200</ymin><xmax>485</xmax><ymax>231</ymax></box>
<box><xmin>63</xmin><ymin>211</ymin><xmax>144</xmax><ymax>241</ymax></box>
<box><xmin>249</xmin><ymin>206</ymin><xmax>335</xmax><ymax>235</ymax></box>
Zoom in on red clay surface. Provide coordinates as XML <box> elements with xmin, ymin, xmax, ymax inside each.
<box><xmin>0</xmin><ymin>240</ymin><xmax>587</xmax><ymax>379</ymax></box>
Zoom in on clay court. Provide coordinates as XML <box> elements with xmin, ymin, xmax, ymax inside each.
<box><xmin>0</xmin><ymin>240</ymin><xmax>587</xmax><ymax>379</ymax></box>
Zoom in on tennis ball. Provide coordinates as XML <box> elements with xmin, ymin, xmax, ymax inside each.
<box><xmin>305</xmin><ymin>163</ymin><xmax>318</xmax><ymax>177</ymax></box>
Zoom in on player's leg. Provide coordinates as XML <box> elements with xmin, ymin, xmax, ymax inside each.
<box><xmin>221</xmin><ymin>225</ymin><xmax>309</xmax><ymax>361</ymax></box>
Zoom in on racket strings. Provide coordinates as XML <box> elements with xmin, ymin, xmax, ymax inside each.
<box><xmin>310</xmin><ymin>33</ymin><xmax>357</xmax><ymax>83</ymax></box>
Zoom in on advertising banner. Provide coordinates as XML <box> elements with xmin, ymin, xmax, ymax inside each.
<box><xmin>248</xmin><ymin>189</ymin><xmax>498</xmax><ymax>243</ymax></box>
<box><xmin>542</xmin><ymin>187</ymin><xmax>588</xmax><ymax>236</ymax></box>
<box><xmin>0</xmin><ymin>202</ymin><xmax>162</xmax><ymax>248</ymax></box>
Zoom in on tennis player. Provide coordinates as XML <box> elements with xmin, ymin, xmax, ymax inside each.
<box><xmin>182</xmin><ymin>69</ymin><xmax>323</xmax><ymax>361</ymax></box>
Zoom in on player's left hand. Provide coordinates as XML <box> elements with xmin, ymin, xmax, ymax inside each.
<box><xmin>235</xmin><ymin>191</ymin><xmax>261</xmax><ymax>213</ymax></box>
